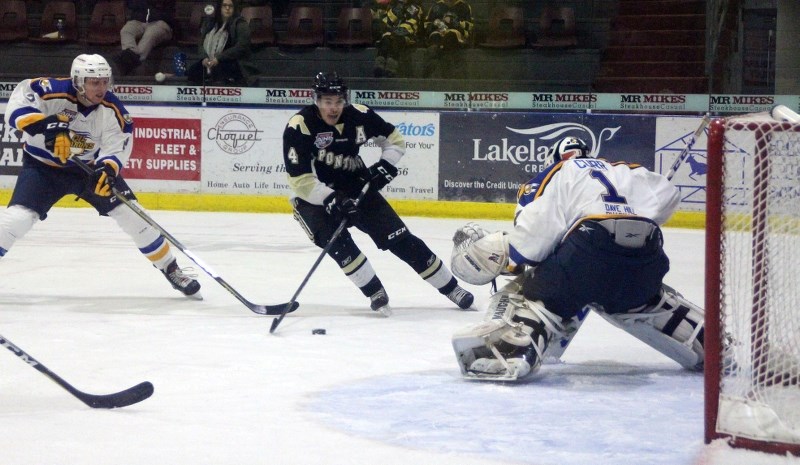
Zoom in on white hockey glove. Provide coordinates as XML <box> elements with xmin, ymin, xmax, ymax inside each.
<box><xmin>452</xmin><ymin>222</ymin><xmax>489</xmax><ymax>251</ymax></box>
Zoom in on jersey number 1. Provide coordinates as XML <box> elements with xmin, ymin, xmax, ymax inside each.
<box><xmin>590</xmin><ymin>170</ymin><xmax>627</xmax><ymax>204</ymax></box>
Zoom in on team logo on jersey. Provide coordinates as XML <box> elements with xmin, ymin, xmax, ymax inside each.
<box><xmin>68</xmin><ymin>131</ymin><xmax>95</xmax><ymax>155</ymax></box>
<box><xmin>314</xmin><ymin>132</ymin><xmax>334</xmax><ymax>149</ymax></box>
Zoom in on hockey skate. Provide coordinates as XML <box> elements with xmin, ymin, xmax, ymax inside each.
<box><xmin>161</xmin><ymin>259</ymin><xmax>202</xmax><ymax>299</ymax></box>
<box><xmin>447</xmin><ymin>285</ymin><xmax>474</xmax><ymax>310</ymax></box>
<box><xmin>369</xmin><ymin>288</ymin><xmax>392</xmax><ymax>317</ymax></box>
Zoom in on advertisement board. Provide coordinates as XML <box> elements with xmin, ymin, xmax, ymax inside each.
<box><xmin>655</xmin><ymin>116</ymin><xmax>709</xmax><ymax>212</ymax></box>
<box><xmin>0</xmin><ymin>100</ymin><xmax>714</xmax><ymax>213</ymax></box>
<box><xmin>438</xmin><ymin>112</ymin><xmax>655</xmax><ymax>202</ymax></box>
<box><xmin>200</xmin><ymin>107</ymin><xmax>293</xmax><ymax>195</ymax></box>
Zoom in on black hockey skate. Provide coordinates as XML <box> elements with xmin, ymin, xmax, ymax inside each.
<box><xmin>369</xmin><ymin>288</ymin><xmax>392</xmax><ymax>317</ymax></box>
<box><xmin>161</xmin><ymin>259</ymin><xmax>202</xmax><ymax>299</ymax></box>
<box><xmin>447</xmin><ymin>285</ymin><xmax>474</xmax><ymax>310</ymax></box>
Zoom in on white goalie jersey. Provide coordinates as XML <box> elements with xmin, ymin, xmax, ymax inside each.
<box><xmin>509</xmin><ymin>158</ymin><xmax>680</xmax><ymax>267</ymax></box>
<box><xmin>451</xmin><ymin>158</ymin><xmax>680</xmax><ymax>286</ymax></box>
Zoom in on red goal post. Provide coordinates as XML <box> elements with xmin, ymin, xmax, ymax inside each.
<box><xmin>705</xmin><ymin>113</ymin><xmax>800</xmax><ymax>455</ymax></box>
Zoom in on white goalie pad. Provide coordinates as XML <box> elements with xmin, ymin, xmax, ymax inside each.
<box><xmin>452</xmin><ymin>318</ymin><xmax>533</xmax><ymax>381</ymax></box>
<box><xmin>450</xmin><ymin>225</ymin><xmax>509</xmax><ymax>285</ymax></box>
<box><xmin>600</xmin><ymin>284</ymin><xmax>705</xmax><ymax>371</ymax></box>
<box><xmin>452</xmin><ymin>277</ymin><xmax>554</xmax><ymax>381</ymax></box>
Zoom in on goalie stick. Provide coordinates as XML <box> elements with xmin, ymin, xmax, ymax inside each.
<box><xmin>270</xmin><ymin>182</ymin><xmax>371</xmax><ymax>334</ymax></box>
<box><xmin>71</xmin><ymin>157</ymin><xmax>298</xmax><ymax>316</ymax></box>
<box><xmin>665</xmin><ymin>112</ymin><xmax>711</xmax><ymax>181</ymax></box>
<box><xmin>0</xmin><ymin>333</ymin><xmax>153</xmax><ymax>409</ymax></box>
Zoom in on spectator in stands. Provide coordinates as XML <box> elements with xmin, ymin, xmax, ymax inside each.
<box><xmin>373</xmin><ymin>0</ymin><xmax>423</xmax><ymax>78</ymax></box>
<box><xmin>186</xmin><ymin>0</ymin><xmax>255</xmax><ymax>86</ymax></box>
<box><xmin>423</xmin><ymin>0</ymin><xmax>473</xmax><ymax>78</ymax></box>
<box><xmin>115</xmin><ymin>0</ymin><xmax>176</xmax><ymax>76</ymax></box>
<box><xmin>366</xmin><ymin>0</ymin><xmax>392</xmax><ymax>42</ymax></box>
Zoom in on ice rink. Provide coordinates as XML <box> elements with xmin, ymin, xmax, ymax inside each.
<box><xmin>0</xmin><ymin>207</ymin><xmax>796</xmax><ymax>465</ymax></box>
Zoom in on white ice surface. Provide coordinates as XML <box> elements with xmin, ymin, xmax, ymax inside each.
<box><xmin>0</xmin><ymin>208</ymin><xmax>797</xmax><ymax>465</ymax></box>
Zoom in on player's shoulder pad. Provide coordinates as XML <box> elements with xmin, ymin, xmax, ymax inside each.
<box><xmin>516</xmin><ymin>169</ymin><xmax>551</xmax><ymax>208</ymax></box>
<box><xmin>350</xmin><ymin>103</ymin><xmax>370</xmax><ymax>114</ymax></box>
<box><xmin>287</xmin><ymin>113</ymin><xmax>311</xmax><ymax>135</ymax></box>
<box><xmin>99</xmin><ymin>92</ymin><xmax>133</xmax><ymax>131</ymax></box>
<box><xmin>31</xmin><ymin>78</ymin><xmax>74</xmax><ymax>99</ymax></box>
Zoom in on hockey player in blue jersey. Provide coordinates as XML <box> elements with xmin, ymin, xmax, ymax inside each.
<box><xmin>2</xmin><ymin>54</ymin><xmax>201</xmax><ymax>298</ymax></box>
<box><xmin>449</xmin><ymin>136</ymin><xmax>705</xmax><ymax>380</ymax></box>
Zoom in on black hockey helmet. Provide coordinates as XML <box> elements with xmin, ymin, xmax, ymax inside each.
<box><xmin>313</xmin><ymin>72</ymin><xmax>348</xmax><ymax>102</ymax></box>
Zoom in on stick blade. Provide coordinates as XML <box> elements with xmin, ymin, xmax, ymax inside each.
<box><xmin>79</xmin><ymin>381</ymin><xmax>154</xmax><ymax>409</ymax></box>
<box><xmin>250</xmin><ymin>301</ymin><xmax>300</xmax><ymax>316</ymax></box>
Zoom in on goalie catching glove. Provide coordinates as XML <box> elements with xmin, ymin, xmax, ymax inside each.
<box><xmin>90</xmin><ymin>159</ymin><xmax>119</xmax><ymax>197</ymax></box>
<box><xmin>363</xmin><ymin>159</ymin><xmax>398</xmax><ymax>192</ymax></box>
<box><xmin>450</xmin><ymin>222</ymin><xmax>510</xmax><ymax>285</ymax></box>
<box><xmin>19</xmin><ymin>114</ymin><xmax>72</xmax><ymax>163</ymax></box>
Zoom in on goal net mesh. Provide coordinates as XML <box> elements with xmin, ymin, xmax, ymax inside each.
<box><xmin>711</xmin><ymin>114</ymin><xmax>800</xmax><ymax>446</ymax></box>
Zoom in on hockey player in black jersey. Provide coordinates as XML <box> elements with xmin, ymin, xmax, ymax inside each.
<box><xmin>282</xmin><ymin>72</ymin><xmax>474</xmax><ymax>316</ymax></box>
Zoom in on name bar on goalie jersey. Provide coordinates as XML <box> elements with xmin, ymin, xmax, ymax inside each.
<box><xmin>0</xmin><ymin>83</ymin><xmax>797</xmax><ymax>114</ymax></box>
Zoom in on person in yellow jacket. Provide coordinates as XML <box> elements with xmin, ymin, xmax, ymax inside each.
<box><xmin>373</xmin><ymin>0</ymin><xmax>423</xmax><ymax>78</ymax></box>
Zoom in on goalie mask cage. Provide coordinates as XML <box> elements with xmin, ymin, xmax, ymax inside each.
<box><xmin>705</xmin><ymin>115</ymin><xmax>800</xmax><ymax>455</ymax></box>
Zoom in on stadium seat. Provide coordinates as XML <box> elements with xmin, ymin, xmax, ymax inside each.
<box><xmin>242</xmin><ymin>5</ymin><xmax>276</xmax><ymax>46</ymax></box>
<box><xmin>177</xmin><ymin>3</ymin><xmax>205</xmax><ymax>46</ymax></box>
<box><xmin>86</xmin><ymin>0</ymin><xmax>126</xmax><ymax>45</ymax></box>
<box><xmin>277</xmin><ymin>6</ymin><xmax>324</xmax><ymax>47</ymax></box>
<box><xmin>532</xmin><ymin>6</ymin><xmax>578</xmax><ymax>48</ymax></box>
<box><xmin>479</xmin><ymin>6</ymin><xmax>526</xmax><ymax>48</ymax></box>
<box><xmin>0</xmin><ymin>0</ymin><xmax>28</xmax><ymax>42</ymax></box>
<box><xmin>30</xmin><ymin>0</ymin><xmax>78</xmax><ymax>43</ymax></box>
<box><xmin>328</xmin><ymin>7</ymin><xmax>373</xmax><ymax>47</ymax></box>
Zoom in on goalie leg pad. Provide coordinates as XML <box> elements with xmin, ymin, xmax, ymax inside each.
<box><xmin>0</xmin><ymin>205</ymin><xmax>39</xmax><ymax>255</ymax></box>
<box><xmin>452</xmin><ymin>277</ymin><xmax>559</xmax><ymax>381</ymax></box>
<box><xmin>601</xmin><ymin>284</ymin><xmax>705</xmax><ymax>371</ymax></box>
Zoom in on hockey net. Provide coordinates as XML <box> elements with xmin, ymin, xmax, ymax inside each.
<box><xmin>705</xmin><ymin>112</ymin><xmax>800</xmax><ymax>455</ymax></box>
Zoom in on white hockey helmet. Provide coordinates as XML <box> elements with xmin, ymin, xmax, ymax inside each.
<box><xmin>71</xmin><ymin>54</ymin><xmax>113</xmax><ymax>94</ymax></box>
<box><xmin>547</xmin><ymin>136</ymin><xmax>591</xmax><ymax>164</ymax></box>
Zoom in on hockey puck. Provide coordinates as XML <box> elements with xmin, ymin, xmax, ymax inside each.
<box><xmin>312</xmin><ymin>328</ymin><xmax>326</xmax><ymax>335</ymax></box>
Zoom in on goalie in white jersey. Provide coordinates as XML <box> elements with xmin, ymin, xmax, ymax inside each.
<box><xmin>2</xmin><ymin>54</ymin><xmax>201</xmax><ymax>298</ymax></box>
<box><xmin>450</xmin><ymin>136</ymin><xmax>705</xmax><ymax>380</ymax></box>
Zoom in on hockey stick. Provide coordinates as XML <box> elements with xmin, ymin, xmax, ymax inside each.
<box><xmin>0</xmin><ymin>333</ymin><xmax>153</xmax><ymax>408</ymax></box>
<box><xmin>71</xmin><ymin>157</ymin><xmax>298</xmax><ymax>316</ymax></box>
<box><xmin>665</xmin><ymin>112</ymin><xmax>711</xmax><ymax>181</ymax></box>
<box><xmin>771</xmin><ymin>104</ymin><xmax>800</xmax><ymax>123</ymax></box>
<box><xmin>270</xmin><ymin>182</ymin><xmax>371</xmax><ymax>334</ymax></box>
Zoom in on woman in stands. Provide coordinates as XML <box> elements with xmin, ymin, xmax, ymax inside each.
<box><xmin>186</xmin><ymin>0</ymin><xmax>254</xmax><ymax>86</ymax></box>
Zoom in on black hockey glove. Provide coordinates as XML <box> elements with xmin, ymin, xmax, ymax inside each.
<box><xmin>89</xmin><ymin>160</ymin><xmax>118</xmax><ymax>197</ymax></box>
<box><xmin>324</xmin><ymin>191</ymin><xmax>360</xmax><ymax>224</ymax></box>
<box><xmin>21</xmin><ymin>114</ymin><xmax>72</xmax><ymax>164</ymax></box>
<box><xmin>364</xmin><ymin>159</ymin><xmax>399</xmax><ymax>191</ymax></box>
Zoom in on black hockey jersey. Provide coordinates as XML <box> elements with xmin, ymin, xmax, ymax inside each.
<box><xmin>283</xmin><ymin>103</ymin><xmax>405</xmax><ymax>204</ymax></box>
